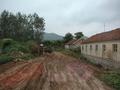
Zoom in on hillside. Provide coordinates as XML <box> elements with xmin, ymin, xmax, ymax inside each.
<box><xmin>43</xmin><ymin>33</ymin><xmax>63</xmax><ymax>41</ymax></box>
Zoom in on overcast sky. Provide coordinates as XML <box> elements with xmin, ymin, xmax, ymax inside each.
<box><xmin>0</xmin><ymin>0</ymin><xmax>120</xmax><ymax>36</ymax></box>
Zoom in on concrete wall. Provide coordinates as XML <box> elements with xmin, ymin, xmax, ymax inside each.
<box><xmin>84</xmin><ymin>54</ymin><xmax>120</xmax><ymax>69</ymax></box>
<box><xmin>81</xmin><ymin>40</ymin><xmax>120</xmax><ymax>69</ymax></box>
<box><xmin>65</xmin><ymin>45</ymin><xmax>70</xmax><ymax>49</ymax></box>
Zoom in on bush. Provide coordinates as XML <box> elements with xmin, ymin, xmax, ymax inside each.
<box><xmin>1</xmin><ymin>39</ymin><xmax>29</xmax><ymax>54</ymax></box>
<box><xmin>14</xmin><ymin>44</ymin><xmax>29</xmax><ymax>53</ymax></box>
<box><xmin>0</xmin><ymin>54</ymin><xmax>14</xmax><ymax>64</ymax></box>
<box><xmin>60</xmin><ymin>49</ymin><xmax>81</xmax><ymax>59</ymax></box>
<box><xmin>3</xmin><ymin>44</ymin><xmax>29</xmax><ymax>54</ymax></box>
<box><xmin>44</xmin><ymin>47</ymin><xmax>53</xmax><ymax>53</ymax></box>
<box><xmin>20</xmin><ymin>54</ymin><xmax>34</xmax><ymax>60</ymax></box>
<box><xmin>70</xmin><ymin>47</ymin><xmax>81</xmax><ymax>53</ymax></box>
<box><xmin>101</xmin><ymin>72</ymin><xmax>120</xmax><ymax>90</ymax></box>
<box><xmin>1</xmin><ymin>39</ymin><xmax>14</xmax><ymax>52</ymax></box>
<box><xmin>27</xmin><ymin>41</ymin><xmax>38</xmax><ymax>54</ymax></box>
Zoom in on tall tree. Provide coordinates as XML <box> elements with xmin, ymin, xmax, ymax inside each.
<box><xmin>0</xmin><ymin>10</ymin><xmax>45</xmax><ymax>42</ymax></box>
<box><xmin>64</xmin><ymin>33</ymin><xmax>73</xmax><ymax>43</ymax></box>
<box><xmin>0</xmin><ymin>10</ymin><xmax>9</xmax><ymax>38</ymax></box>
<box><xmin>74</xmin><ymin>32</ymin><xmax>84</xmax><ymax>39</ymax></box>
<box><xmin>33</xmin><ymin>13</ymin><xmax>45</xmax><ymax>44</ymax></box>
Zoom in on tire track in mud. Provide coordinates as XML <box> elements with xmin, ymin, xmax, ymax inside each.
<box><xmin>23</xmin><ymin>63</ymin><xmax>45</xmax><ymax>90</ymax></box>
<box><xmin>0</xmin><ymin>52</ymin><xmax>112</xmax><ymax>90</ymax></box>
<box><xmin>0</xmin><ymin>61</ymin><xmax>44</xmax><ymax>90</ymax></box>
<box><xmin>42</xmin><ymin>52</ymin><xmax>112</xmax><ymax>90</ymax></box>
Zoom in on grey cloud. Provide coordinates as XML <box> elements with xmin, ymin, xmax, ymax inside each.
<box><xmin>0</xmin><ymin>0</ymin><xmax>120</xmax><ymax>36</ymax></box>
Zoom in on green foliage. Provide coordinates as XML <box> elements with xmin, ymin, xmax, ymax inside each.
<box><xmin>20</xmin><ymin>54</ymin><xmax>34</xmax><ymax>60</ymax></box>
<box><xmin>0</xmin><ymin>10</ymin><xmax>45</xmax><ymax>42</ymax></box>
<box><xmin>0</xmin><ymin>39</ymin><xmax>41</xmax><ymax>63</ymax></box>
<box><xmin>101</xmin><ymin>72</ymin><xmax>120</xmax><ymax>90</ymax></box>
<box><xmin>70</xmin><ymin>47</ymin><xmax>81</xmax><ymax>53</ymax></box>
<box><xmin>60</xmin><ymin>48</ymin><xmax>81</xmax><ymax>59</ymax></box>
<box><xmin>0</xmin><ymin>54</ymin><xmax>13</xmax><ymax>64</ymax></box>
<box><xmin>43</xmin><ymin>40</ymin><xmax>54</xmax><ymax>47</ymax></box>
<box><xmin>74</xmin><ymin>32</ymin><xmax>84</xmax><ymax>39</ymax></box>
<box><xmin>44</xmin><ymin>47</ymin><xmax>53</xmax><ymax>53</ymax></box>
<box><xmin>64</xmin><ymin>33</ymin><xmax>73</xmax><ymax>43</ymax></box>
<box><xmin>7</xmin><ymin>45</ymin><xmax>29</xmax><ymax>53</ymax></box>
<box><xmin>1</xmin><ymin>39</ymin><xmax>29</xmax><ymax>53</ymax></box>
<box><xmin>43</xmin><ymin>40</ymin><xmax>64</xmax><ymax>50</ymax></box>
<box><xmin>1</xmin><ymin>38</ymin><xmax>14</xmax><ymax>49</ymax></box>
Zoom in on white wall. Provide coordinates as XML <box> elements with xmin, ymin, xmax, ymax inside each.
<box><xmin>81</xmin><ymin>40</ymin><xmax>120</xmax><ymax>62</ymax></box>
<box><xmin>65</xmin><ymin>45</ymin><xmax>70</xmax><ymax>49</ymax></box>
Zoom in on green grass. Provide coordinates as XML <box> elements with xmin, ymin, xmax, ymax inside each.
<box><xmin>59</xmin><ymin>48</ymin><xmax>120</xmax><ymax>90</ymax></box>
<box><xmin>100</xmin><ymin>72</ymin><xmax>120</xmax><ymax>90</ymax></box>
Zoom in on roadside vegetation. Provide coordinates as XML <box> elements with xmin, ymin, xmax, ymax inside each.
<box><xmin>43</xmin><ymin>40</ymin><xmax>64</xmax><ymax>51</ymax></box>
<box><xmin>0</xmin><ymin>10</ymin><xmax>45</xmax><ymax>64</ymax></box>
<box><xmin>100</xmin><ymin>71</ymin><xmax>120</xmax><ymax>90</ymax></box>
<box><xmin>59</xmin><ymin>48</ymin><xmax>81</xmax><ymax>59</ymax></box>
<box><xmin>0</xmin><ymin>39</ymin><xmax>39</xmax><ymax>64</ymax></box>
<box><xmin>60</xmin><ymin>48</ymin><xmax>120</xmax><ymax>90</ymax></box>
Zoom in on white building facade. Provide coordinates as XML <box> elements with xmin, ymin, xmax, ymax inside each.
<box><xmin>81</xmin><ymin>28</ymin><xmax>120</xmax><ymax>69</ymax></box>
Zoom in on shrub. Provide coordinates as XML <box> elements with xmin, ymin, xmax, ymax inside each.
<box><xmin>80</xmin><ymin>54</ymin><xmax>87</xmax><ymax>60</ymax></box>
<box><xmin>3</xmin><ymin>44</ymin><xmax>28</xmax><ymax>54</ymax></box>
<box><xmin>20</xmin><ymin>54</ymin><xmax>34</xmax><ymax>60</ymax></box>
<box><xmin>70</xmin><ymin>47</ymin><xmax>81</xmax><ymax>53</ymax></box>
<box><xmin>0</xmin><ymin>54</ymin><xmax>14</xmax><ymax>64</ymax></box>
<box><xmin>60</xmin><ymin>49</ymin><xmax>81</xmax><ymax>59</ymax></box>
<box><xmin>1</xmin><ymin>39</ymin><xmax>14</xmax><ymax>52</ymax></box>
<box><xmin>14</xmin><ymin>44</ymin><xmax>29</xmax><ymax>53</ymax></box>
<box><xmin>44</xmin><ymin>47</ymin><xmax>53</xmax><ymax>53</ymax></box>
<box><xmin>27</xmin><ymin>41</ymin><xmax>39</xmax><ymax>54</ymax></box>
<box><xmin>1</xmin><ymin>39</ymin><xmax>29</xmax><ymax>54</ymax></box>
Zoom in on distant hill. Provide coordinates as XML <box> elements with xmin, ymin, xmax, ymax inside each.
<box><xmin>43</xmin><ymin>33</ymin><xmax>63</xmax><ymax>41</ymax></box>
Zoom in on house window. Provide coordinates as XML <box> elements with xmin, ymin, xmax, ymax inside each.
<box><xmin>90</xmin><ymin>45</ymin><xmax>92</xmax><ymax>51</ymax></box>
<box><xmin>96</xmin><ymin>45</ymin><xmax>98</xmax><ymax>51</ymax></box>
<box><xmin>113</xmin><ymin>44</ymin><xmax>118</xmax><ymax>52</ymax></box>
<box><xmin>82</xmin><ymin>45</ymin><xmax>84</xmax><ymax>51</ymax></box>
<box><xmin>86</xmin><ymin>45</ymin><xmax>87</xmax><ymax>52</ymax></box>
<box><xmin>102</xmin><ymin>45</ymin><xmax>106</xmax><ymax>52</ymax></box>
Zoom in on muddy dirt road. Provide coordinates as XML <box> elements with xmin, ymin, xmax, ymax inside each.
<box><xmin>0</xmin><ymin>52</ymin><xmax>112</xmax><ymax>90</ymax></box>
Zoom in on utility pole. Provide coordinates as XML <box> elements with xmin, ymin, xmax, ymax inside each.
<box><xmin>104</xmin><ymin>23</ymin><xmax>106</xmax><ymax>32</ymax></box>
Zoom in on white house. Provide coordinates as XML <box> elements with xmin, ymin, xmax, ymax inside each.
<box><xmin>81</xmin><ymin>28</ymin><xmax>120</xmax><ymax>69</ymax></box>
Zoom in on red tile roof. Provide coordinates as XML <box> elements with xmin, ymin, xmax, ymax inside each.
<box><xmin>65</xmin><ymin>39</ymin><xmax>83</xmax><ymax>45</ymax></box>
<box><xmin>73</xmin><ymin>39</ymin><xmax>83</xmax><ymax>45</ymax></box>
<box><xmin>65</xmin><ymin>39</ymin><xmax>77</xmax><ymax>45</ymax></box>
<box><xmin>83</xmin><ymin>28</ymin><xmax>120</xmax><ymax>44</ymax></box>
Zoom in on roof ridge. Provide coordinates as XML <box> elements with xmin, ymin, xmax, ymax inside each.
<box><xmin>83</xmin><ymin>28</ymin><xmax>120</xmax><ymax>44</ymax></box>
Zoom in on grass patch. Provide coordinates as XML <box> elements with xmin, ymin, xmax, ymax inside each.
<box><xmin>59</xmin><ymin>48</ymin><xmax>120</xmax><ymax>90</ymax></box>
<box><xmin>100</xmin><ymin>72</ymin><xmax>120</xmax><ymax>90</ymax></box>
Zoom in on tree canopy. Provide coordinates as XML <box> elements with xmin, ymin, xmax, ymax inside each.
<box><xmin>64</xmin><ymin>33</ymin><xmax>73</xmax><ymax>43</ymax></box>
<box><xmin>74</xmin><ymin>32</ymin><xmax>84</xmax><ymax>39</ymax></box>
<box><xmin>0</xmin><ymin>10</ymin><xmax>45</xmax><ymax>43</ymax></box>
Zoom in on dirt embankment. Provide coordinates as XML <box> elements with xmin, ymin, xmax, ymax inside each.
<box><xmin>0</xmin><ymin>52</ymin><xmax>112</xmax><ymax>90</ymax></box>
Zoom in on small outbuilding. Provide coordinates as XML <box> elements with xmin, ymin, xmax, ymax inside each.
<box><xmin>65</xmin><ymin>39</ymin><xmax>83</xmax><ymax>49</ymax></box>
